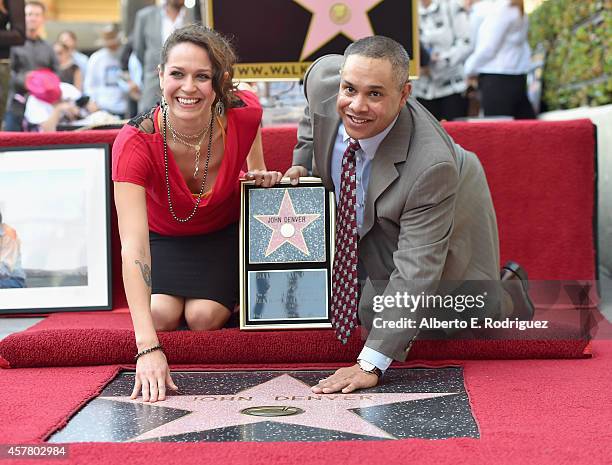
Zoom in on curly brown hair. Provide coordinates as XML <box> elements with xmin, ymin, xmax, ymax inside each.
<box><xmin>160</xmin><ymin>23</ymin><xmax>237</xmax><ymax>109</ymax></box>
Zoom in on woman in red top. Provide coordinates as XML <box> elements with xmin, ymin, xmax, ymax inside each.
<box><xmin>112</xmin><ymin>24</ymin><xmax>282</xmax><ymax>403</ymax></box>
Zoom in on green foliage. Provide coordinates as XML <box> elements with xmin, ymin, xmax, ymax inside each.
<box><xmin>529</xmin><ymin>0</ymin><xmax>611</xmax><ymax>110</ymax></box>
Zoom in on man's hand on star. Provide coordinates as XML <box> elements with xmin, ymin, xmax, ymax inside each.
<box><xmin>311</xmin><ymin>364</ymin><xmax>378</xmax><ymax>394</ymax></box>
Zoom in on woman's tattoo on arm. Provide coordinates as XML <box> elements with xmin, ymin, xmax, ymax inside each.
<box><xmin>135</xmin><ymin>260</ymin><xmax>152</xmax><ymax>289</ymax></box>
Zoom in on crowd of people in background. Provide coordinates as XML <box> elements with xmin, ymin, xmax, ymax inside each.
<box><xmin>0</xmin><ymin>0</ymin><xmax>193</xmax><ymax>131</ymax></box>
<box><xmin>0</xmin><ymin>0</ymin><xmax>536</xmax><ymax>132</ymax></box>
<box><xmin>416</xmin><ymin>0</ymin><xmax>535</xmax><ymax>121</ymax></box>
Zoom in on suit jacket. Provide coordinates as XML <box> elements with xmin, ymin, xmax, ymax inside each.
<box><xmin>293</xmin><ymin>55</ymin><xmax>500</xmax><ymax>361</ymax></box>
<box><xmin>133</xmin><ymin>5</ymin><xmax>194</xmax><ymax>113</ymax></box>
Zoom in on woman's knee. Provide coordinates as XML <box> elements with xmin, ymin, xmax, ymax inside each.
<box><xmin>184</xmin><ymin>300</ymin><xmax>231</xmax><ymax>331</ymax></box>
<box><xmin>150</xmin><ymin>294</ymin><xmax>184</xmax><ymax>331</ymax></box>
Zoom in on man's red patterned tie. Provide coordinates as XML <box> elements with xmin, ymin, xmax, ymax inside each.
<box><xmin>331</xmin><ymin>139</ymin><xmax>360</xmax><ymax>343</ymax></box>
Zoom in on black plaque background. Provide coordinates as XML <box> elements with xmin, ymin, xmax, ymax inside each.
<box><xmin>209</xmin><ymin>0</ymin><xmax>416</xmax><ymax>69</ymax></box>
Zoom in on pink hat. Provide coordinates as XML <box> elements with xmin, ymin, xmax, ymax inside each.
<box><xmin>25</xmin><ymin>69</ymin><xmax>61</xmax><ymax>104</ymax></box>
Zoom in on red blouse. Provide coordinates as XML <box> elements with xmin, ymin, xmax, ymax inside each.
<box><xmin>112</xmin><ymin>90</ymin><xmax>262</xmax><ymax>236</ymax></box>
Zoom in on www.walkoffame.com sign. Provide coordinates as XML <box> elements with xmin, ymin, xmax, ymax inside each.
<box><xmin>205</xmin><ymin>0</ymin><xmax>419</xmax><ymax>80</ymax></box>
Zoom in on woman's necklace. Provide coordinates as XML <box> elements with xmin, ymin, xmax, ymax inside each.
<box><xmin>162</xmin><ymin>106</ymin><xmax>214</xmax><ymax>223</ymax></box>
<box><xmin>166</xmin><ymin>115</ymin><xmax>206</xmax><ymax>140</ymax></box>
<box><xmin>167</xmin><ymin>116</ymin><xmax>211</xmax><ymax>178</ymax></box>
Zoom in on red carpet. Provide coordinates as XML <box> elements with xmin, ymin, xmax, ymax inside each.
<box><xmin>1</xmin><ymin>341</ymin><xmax>611</xmax><ymax>464</ymax></box>
<box><xmin>0</xmin><ymin>120</ymin><xmax>598</xmax><ymax>310</ymax></box>
<box><xmin>0</xmin><ymin>120</ymin><xmax>601</xmax><ymax>462</ymax></box>
<box><xmin>0</xmin><ymin>311</ymin><xmax>593</xmax><ymax>368</ymax></box>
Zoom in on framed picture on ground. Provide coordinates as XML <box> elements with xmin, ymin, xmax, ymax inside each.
<box><xmin>0</xmin><ymin>144</ymin><xmax>112</xmax><ymax>314</ymax></box>
<box><xmin>240</xmin><ymin>178</ymin><xmax>335</xmax><ymax>329</ymax></box>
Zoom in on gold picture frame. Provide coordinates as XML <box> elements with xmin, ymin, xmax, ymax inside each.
<box><xmin>239</xmin><ymin>178</ymin><xmax>335</xmax><ymax>329</ymax></box>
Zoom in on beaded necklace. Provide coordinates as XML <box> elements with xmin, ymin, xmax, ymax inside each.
<box><xmin>167</xmin><ymin>116</ymin><xmax>210</xmax><ymax>177</ymax></box>
<box><xmin>162</xmin><ymin>106</ymin><xmax>214</xmax><ymax>223</ymax></box>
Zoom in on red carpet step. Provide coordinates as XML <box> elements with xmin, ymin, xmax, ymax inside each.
<box><xmin>0</xmin><ymin>312</ymin><xmax>592</xmax><ymax>368</ymax></box>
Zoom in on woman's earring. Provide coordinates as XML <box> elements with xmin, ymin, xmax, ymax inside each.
<box><xmin>160</xmin><ymin>94</ymin><xmax>168</xmax><ymax>111</ymax></box>
<box><xmin>215</xmin><ymin>100</ymin><xmax>225</xmax><ymax>116</ymax></box>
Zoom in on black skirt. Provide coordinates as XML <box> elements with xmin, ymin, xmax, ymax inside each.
<box><xmin>149</xmin><ymin>222</ymin><xmax>239</xmax><ymax>311</ymax></box>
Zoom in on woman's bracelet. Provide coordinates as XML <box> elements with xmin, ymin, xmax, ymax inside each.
<box><xmin>135</xmin><ymin>344</ymin><xmax>163</xmax><ymax>361</ymax></box>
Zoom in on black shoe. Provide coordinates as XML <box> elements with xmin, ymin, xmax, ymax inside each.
<box><xmin>500</xmin><ymin>261</ymin><xmax>535</xmax><ymax>321</ymax></box>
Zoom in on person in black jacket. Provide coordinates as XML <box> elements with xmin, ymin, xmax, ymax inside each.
<box><xmin>0</xmin><ymin>0</ymin><xmax>26</xmax><ymax>125</ymax></box>
<box><xmin>3</xmin><ymin>0</ymin><xmax>57</xmax><ymax>131</ymax></box>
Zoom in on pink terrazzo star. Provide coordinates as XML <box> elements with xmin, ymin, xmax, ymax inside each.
<box><xmin>294</xmin><ymin>0</ymin><xmax>382</xmax><ymax>60</ymax></box>
<box><xmin>102</xmin><ymin>374</ymin><xmax>457</xmax><ymax>441</ymax></box>
<box><xmin>254</xmin><ymin>189</ymin><xmax>320</xmax><ymax>257</ymax></box>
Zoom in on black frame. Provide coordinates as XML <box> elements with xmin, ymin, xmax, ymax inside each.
<box><xmin>240</xmin><ymin>178</ymin><xmax>334</xmax><ymax>329</ymax></box>
<box><xmin>0</xmin><ymin>144</ymin><xmax>112</xmax><ymax>314</ymax></box>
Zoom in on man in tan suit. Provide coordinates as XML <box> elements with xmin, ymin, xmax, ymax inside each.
<box><xmin>286</xmin><ymin>36</ymin><xmax>532</xmax><ymax>394</ymax></box>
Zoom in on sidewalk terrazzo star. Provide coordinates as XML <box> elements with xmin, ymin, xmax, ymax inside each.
<box><xmin>101</xmin><ymin>374</ymin><xmax>457</xmax><ymax>441</ymax></box>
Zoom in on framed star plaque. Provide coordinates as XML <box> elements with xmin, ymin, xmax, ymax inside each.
<box><xmin>203</xmin><ymin>0</ymin><xmax>419</xmax><ymax>79</ymax></box>
<box><xmin>239</xmin><ymin>178</ymin><xmax>335</xmax><ymax>329</ymax></box>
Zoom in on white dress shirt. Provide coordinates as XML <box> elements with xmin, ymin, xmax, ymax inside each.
<box><xmin>161</xmin><ymin>5</ymin><xmax>188</xmax><ymax>43</ymax></box>
<box><xmin>468</xmin><ymin>0</ymin><xmax>494</xmax><ymax>46</ymax></box>
<box><xmin>464</xmin><ymin>0</ymin><xmax>532</xmax><ymax>76</ymax></box>
<box><xmin>331</xmin><ymin>117</ymin><xmax>399</xmax><ymax>373</ymax></box>
<box><xmin>84</xmin><ymin>48</ymin><xmax>127</xmax><ymax>115</ymax></box>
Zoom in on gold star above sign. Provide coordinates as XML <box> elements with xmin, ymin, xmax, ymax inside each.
<box><xmin>294</xmin><ymin>0</ymin><xmax>383</xmax><ymax>61</ymax></box>
<box><xmin>330</xmin><ymin>3</ymin><xmax>352</xmax><ymax>24</ymax></box>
